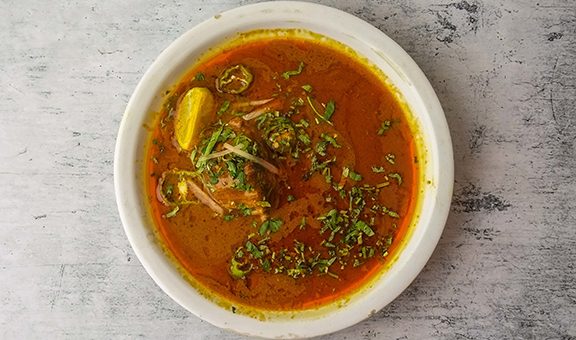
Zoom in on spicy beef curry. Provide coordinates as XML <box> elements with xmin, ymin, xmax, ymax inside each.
<box><xmin>146</xmin><ymin>32</ymin><xmax>419</xmax><ymax>311</ymax></box>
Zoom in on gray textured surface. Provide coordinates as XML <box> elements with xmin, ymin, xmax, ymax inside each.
<box><xmin>1</xmin><ymin>0</ymin><xmax>575</xmax><ymax>339</ymax></box>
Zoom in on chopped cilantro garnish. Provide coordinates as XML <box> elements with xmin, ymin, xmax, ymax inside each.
<box><xmin>349</xmin><ymin>170</ymin><xmax>363</xmax><ymax>181</ymax></box>
<box><xmin>385</xmin><ymin>235</ymin><xmax>394</xmax><ymax>247</ymax></box>
<box><xmin>164</xmin><ymin>206</ymin><xmax>179</xmax><ymax>218</ymax></box>
<box><xmin>301</xmin><ymin>84</ymin><xmax>313</xmax><ymax>92</ymax></box>
<box><xmin>245</xmin><ymin>240</ymin><xmax>263</xmax><ymax>259</ymax></box>
<box><xmin>355</xmin><ymin>220</ymin><xmax>375</xmax><ymax>237</ymax></box>
<box><xmin>261</xmin><ymin>258</ymin><xmax>271</xmax><ymax>272</ymax></box>
<box><xmin>194</xmin><ymin>72</ymin><xmax>205</xmax><ymax>81</ymax></box>
<box><xmin>372</xmin><ymin>166</ymin><xmax>386</xmax><ymax>173</ymax></box>
<box><xmin>196</xmin><ymin>126</ymin><xmax>223</xmax><ymax>168</ymax></box>
<box><xmin>315</xmin><ymin>134</ymin><xmax>340</xmax><ymax>156</ymax></box>
<box><xmin>297</xmin><ymin>118</ymin><xmax>310</xmax><ymax>128</ymax></box>
<box><xmin>259</xmin><ymin>218</ymin><xmax>283</xmax><ymax>235</ymax></box>
<box><xmin>321</xmin><ymin>133</ymin><xmax>340</xmax><ymax>148</ymax></box>
<box><xmin>323</xmin><ymin>100</ymin><xmax>336</xmax><ymax>121</ymax></box>
<box><xmin>268</xmin><ymin>218</ymin><xmax>283</xmax><ymax>233</ymax></box>
<box><xmin>298</xmin><ymin>133</ymin><xmax>311</xmax><ymax>145</ymax></box>
<box><xmin>342</xmin><ymin>167</ymin><xmax>350</xmax><ymax>178</ymax></box>
<box><xmin>306</xmin><ymin>96</ymin><xmax>333</xmax><ymax>125</ymax></box>
<box><xmin>299</xmin><ymin>217</ymin><xmax>307</xmax><ymax>230</ymax></box>
<box><xmin>323</xmin><ymin>167</ymin><xmax>332</xmax><ymax>183</ymax></box>
<box><xmin>282</xmin><ymin>61</ymin><xmax>305</xmax><ymax>79</ymax></box>
<box><xmin>388</xmin><ymin>172</ymin><xmax>402</xmax><ymax>185</ymax></box>
<box><xmin>389</xmin><ymin>172</ymin><xmax>402</xmax><ymax>185</ymax></box>
<box><xmin>315</xmin><ymin>142</ymin><xmax>328</xmax><ymax>157</ymax></box>
<box><xmin>377</xmin><ymin>120</ymin><xmax>392</xmax><ymax>135</ymax></box>
<box><xmin>216</xmin><ymin>100</ymin><xmax>230</xmax><ymax>116</ymax></box>
<box><xmin>238</xmin><ymin>203</ymin><xmax>252</xmax><ymax>216</ymax></box>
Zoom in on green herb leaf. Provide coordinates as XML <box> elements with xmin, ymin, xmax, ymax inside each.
<box><xmin>164</xmin><ymin>206</ymin><xmax>179</xmax><ymax>218</ymax></box>
<box><xmin>245</xmin><ymin>240</ymin><xmax>263</xmax><ymax>259</ymax></box>
<box><xmin>306</xmin><ymin>96</ymin><xmax>333</xmax><ymax>125</ymax></box>
<box><xmin>377</xmin><ymin>120</ymin><xmax>392</xmax><ymax>135</ymax></box>
<box><xmin>261</xmin><ymin>258</ymin><xmax>271</xmax><ymax>272</ymax></box>
<box><xmin>297</xmin><ymin>133</ymin><xmax>311</xmax><ymax>145</ymax></box>
<box><xmin>287</xmin><ymin>195</ymin><xmax>295</xmax><ymax>202</ymax></box>
<box><xmin>385</xmin><ymin>235</ymin><xmax>394</xmax><ymax>247</ymax></box>
<box><xmin>342</xmin><ymin>167</ymin><xmax>350</xmax><ymax>178</ymax></box>
<box><xmin>315</xmin><ymin>141</ymin><xmax>328</xmax><ymax>156</ymax></box>
<box><xmin>323</xmin><ymin>100</ymin><xmax>336</xmax><ymax>121</ymax></box>
<box><xmin>372</xmin><ymin>166</ymin><xmax>386</xmax><ymax>173</ymax></box>
<box><xmin>223</xmin><ymin>214</ymin><xmax>234</xmax><ymax>221</ymax></box>
<box><xmin>389</xmin><ymin>172</ymin><xmax>402</xmax><ymax>185</ymax></box>
<box><xmin>299</xmin><ymin>217</ymin><xmax>307</xmax><ymax>230</ymax></box>
<box><xmin>194</xmin><ymin>72</ymin><xmax>205</xmax><ymax>81</ymax></box>
<box><xmin>259</xmin><ymin>218</ymin><xmax>283</xmax><ymax>235</ymax></box>
<box><xmin>258</xmin><ymin>221</ymin><xmax>268</xmax><ymax>235</ymax></box>
<box><xmin>297</xmin><ymin>118</ymin><xmax>310</xmax><ymax>128</ymax></box>
<box><xmin>323</xmin><ymin>241</ymin><xmax>336</xmax><ymax>248</ymax></box>
<box><xmin>196</xmin><ymin>126</ymin><xmax>223</xmax><ymax>168</ymax></box>
<box><xmin>268</xmin><ymin>218</ymin><xmax>283</xmax><ymax>233</ymax></box>
<box><xmin>238</xmin><ymin>204</ymin><xmax>252</xmax><ymax>216</ymax></box>
<box><xmin>321</xmin><ymin>133</ymin><xmax>341</xmax><ymax>148</ymax></box>
<box><xmin>323</xmin><ymin>167</ymin><xmax>332</xmax><ymax>183</ymax></box>
<box><xmin>282</xmin><ymin>61</ymin><xmax>305</xmax><ymax>79</ymax></box>
<box><xmin>216</xmin><ymin>100</ymin><xmax>230</xmax><ymax>116</ymax></box>
<box><xmin>301</xmin><ymin>84</ymin><xmax>313</xmax><ymax>92</ymax></box>
<box><xmin>349</xmin><ymin>170</ymin><xmax>363</xmax><ymax>181</ymax></box>
<box><xmin>355</xmin><ymin>220</ymin><xmax>375</xmax><ymax>237</ymax></box>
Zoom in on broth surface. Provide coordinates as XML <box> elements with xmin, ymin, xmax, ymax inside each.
<box><xmin>147</xmin><ymin>34</ymin><xmax>418</xmax><ymax>311</ymax></box>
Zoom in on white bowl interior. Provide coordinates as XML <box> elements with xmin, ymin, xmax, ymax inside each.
<box><xmin>114</xmin><ymin>1</ymin><xmax>453</xmax><ymax>338</ymax></box>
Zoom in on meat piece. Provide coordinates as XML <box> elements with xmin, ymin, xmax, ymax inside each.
<box><xmin>196</xmin><ymin>119</ymin><xmax>278</xmax><ymax>216</ymax></box>
<box><xmin>207</xmin><ymin>162</ymin><xmax>275</xmax><ymax>216</ymax></box>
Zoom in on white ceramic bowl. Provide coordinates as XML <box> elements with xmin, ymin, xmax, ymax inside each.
<box><xmin>114</xmin><ymin>1</ymin><xmax>453</xmax><ymax>338</ymax></box>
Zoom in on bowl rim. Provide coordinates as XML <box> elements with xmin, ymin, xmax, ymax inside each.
<box><xmin>114</xmin><ymin>1</ymin><xmax>453</xmax><ymax>338</ymax></box>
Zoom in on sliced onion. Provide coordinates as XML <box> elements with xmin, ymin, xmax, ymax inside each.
<box><xmin>223</xmin><ymin>143</ymin><xmax>280</xmax><ymax>174</ymax></box>
<box><xmin>199</xmin><ymin>149</ymin><xmax>233</xmax><ymax>161</ymax></box>
<box><xmin>186</xmin><ymin>179</ymin><xmax>224</xmax><ymax>215</ymax></box>
<box><xmin>156</xmin><ymin>176</ymin><xmax>170</xmax><ymax>206</ymax></box>
<box><xmin>236</xmin><ymin>98</ymin><xmax>274</xmax><ymax>108</ymax></box>
<box><xmin>242</xmin><ymin>106</ymin><xmax>273</xmax><ymax>121</ymax></box>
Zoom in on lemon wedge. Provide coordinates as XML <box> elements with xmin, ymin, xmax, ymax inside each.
<box><xmin>174</xmin><ymin>87</ymin><xmax>215</xmax><ymax>150</ymax></box>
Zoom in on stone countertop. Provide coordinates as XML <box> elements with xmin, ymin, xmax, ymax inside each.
<box><xmin>1</xmin><ymin>0</ymin><xmax>574</xmax><ymax>339</ymax></box>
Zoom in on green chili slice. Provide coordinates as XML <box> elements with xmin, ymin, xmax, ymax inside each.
<box><xmin>216</xmin><ymin>64</ymin><xmax>253</xmax><ymax>94</ymax></box>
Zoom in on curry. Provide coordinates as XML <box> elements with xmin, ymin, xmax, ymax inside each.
<box><xmin>146</xmin><ymin>31</ymin><xmax>419</xmax><ymax>311</ymax></box>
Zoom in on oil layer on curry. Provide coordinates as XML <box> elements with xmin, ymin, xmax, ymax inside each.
<box><xmin>147</xmin><ymin>31</ymin><xmax>419</xmax><ymax>312</ymax></box>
